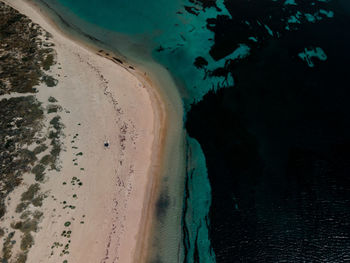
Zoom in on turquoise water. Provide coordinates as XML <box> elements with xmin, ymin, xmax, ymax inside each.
<box><xmin>39</xmin><ymin>0</ymin><xmax>235</xmax><ymax>262</ymax></box>
<box><xmin>42</xmin><ymin>0</ymin><xmax>240</xmax><ymax>109</ymax></box>
<box><xmin>183</xmin><ymin>137</ymin><xmax>216</xmax><ymax>263</ymax></box>
<box><xmin>56</xmin><ymin>0</ymin><xmax>182</xmax><ymax>34</ymax></box>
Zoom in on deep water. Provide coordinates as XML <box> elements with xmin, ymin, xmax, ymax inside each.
<box><xmin>38</xmin><ymin>0</ymin><xmax>350</xmax><ymax>262</ymax></box>
<box><xmin>186</xmin><ymin>1</ymin><xmax>350</xmax><ymax>261</ymax></box>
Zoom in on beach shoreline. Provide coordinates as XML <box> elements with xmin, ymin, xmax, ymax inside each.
<box><xmin>2</xmin><ymin>0</ymin><xmax>185</xmax><ymax>262</ymax></box>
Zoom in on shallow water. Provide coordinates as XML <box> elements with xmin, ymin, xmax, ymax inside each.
<box><xmin>38</xmin><ymin>0</ymin><xmax>224</xmax><ymax>262</ymax></box>
<box><xmin>37</xmin><ymin>0</ymin><xmax>350</xmax><ymax>262</ymax></box>
<box><xmin>41</xmin><ymin>0</ymin><xmax>235</xmax><ymax>108</ymax></box>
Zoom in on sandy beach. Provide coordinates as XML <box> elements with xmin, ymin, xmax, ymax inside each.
<box><xmin>0</xmin><ymin>0</ymin><xmax>185</xmax><ymax>262</ymax></box>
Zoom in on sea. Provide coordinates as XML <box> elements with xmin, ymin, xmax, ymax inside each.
<box><xmin>36</xmin><ymin>0</ymin><xmax>350</xmax><ymax>262</ymax></box>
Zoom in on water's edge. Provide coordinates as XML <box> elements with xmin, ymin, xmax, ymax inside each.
<box><xmin>24</xmin><ymin>0</ymin><xmax>189</xmax><ymax>262</ymax></box>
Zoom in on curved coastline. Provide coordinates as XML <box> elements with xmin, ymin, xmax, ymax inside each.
<box><xmin>3</xmin><ymin>0</ymin><xmax>185</xmax><ymax>262</ymax></box>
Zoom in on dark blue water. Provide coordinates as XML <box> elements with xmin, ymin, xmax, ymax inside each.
<box><xmin>187</xmin><ymin>0</ymin><xmax>350</xmax><ymax>262</ymax></box>
<box><xmin>38</xmin><ymin>0</ymin><xmax>350</xmax><ymax>262</ymax></box>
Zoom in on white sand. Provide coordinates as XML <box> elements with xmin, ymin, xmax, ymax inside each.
<box><xmin>2</xmin><ymin>0</ymin><xmax>176</xmax><ymax>262</ymax></box>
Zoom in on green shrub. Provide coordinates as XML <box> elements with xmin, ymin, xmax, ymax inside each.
<box><xmin>33</xmin><ymin>210</ymin><xmax>43</xmax><ymax>220</ymax></box>
<box><xmin>19</xmin><ymin>149</ymin><xmax>37</xmax><ymax>165</ymax></box>
<box><xmin>16</xmin><ymin>252</ymin><xmax>27</xmax><ymax>263</ymax></box>
<box><xmin>20</xmin><ymin>233</ymin><xmax>34</xmax><ymax>250</ymax></box>
<box><xmin>40</xmin><ymin>154</ymin><xmax>53</xmax><ymax>166</ymax></box>
<box><xmin>42</xmin><ymin>54</ymin><xmax>54</xmax><ymax>70</ymax></box>
<box><xmin>48</xmin><ymin>96</ymin><xmax>58</xmax><ymax>103</ymax></box>
<box><xmin>47</xmin><ymin>105</ymin><xmax>62</xmax><ymax>114</ymax></box>
<box><xmin>32</xmin><ymin>163</ymin><xmax>45</xmax><ymax>182</ymax></box>
<box><xmin>10</xmin><ymin>221</ymin><xmax>23</xmax><ymax>229</ymax></box>
<box><xmin>2</xmin><ymin>232</ymin><xmax>15</xmax><ymax>260</ymax></box>
<box><xmin>42</xmin><ymin>75</ymin><xmax>58</xmax><ymax>87</ymax></box>
<box><xmin>48</xmin><ymin>105</ymin><xmax>58</xmax><ymax>113</ymax></box>
<box><xmin>20</xmin><ymin>211</ymin><xmax>31</xmax><ymax>220</ymax></box>
<box><xmin>16</xmin><ymin>202</ymin><xmax>29</xmax><ymax>213</ymax></box>
<box><xmin>33</xmin><ymin>144</ymin><xmax>48</xmax><ymax>155</ymax></box>
<box><xmin>32</xmin><ymin>195</ymin><xmax>44</xmax><ymax>207</ymax></box>
<box><xmin>32</xmin><ymin>164</ymin><xmax>45</xmax><ymax>182</ymax></box>
<box><xmin>20</xmin><ymin>219</ymin><xmax>38</xmax><ymax>233</ymax></box>
<box><xmin>21</xmin><ymin>184</ymin><xmax>40</xmax><ymax>201</ymax></box>
<box><xmin>50</xmin><ymin>116</ymin><xmax>61</xmax><ymax>130</ymax></box>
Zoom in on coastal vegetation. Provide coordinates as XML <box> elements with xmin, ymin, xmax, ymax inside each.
<box><xmin>0</xmin><ymin>2</ymin><xmax>57</xmax><ymax>95</ymax></box>
<box><xmin>0</xmin><ymin>0</ymin><xmax>143</xmax><ymax>262</ymax></box>
<box><xmin>0</xmin><ymin>0</ymin><xmax>60</xmax><ymax>217</ymax></box>
<box><xmin>0</xmin><ymin>2</ymin><xmax>64</xmax><ymax>262</ymax></box>
<box><xmin>0</xmin><ymin>96</ymin><xmax>44</xmax><ymax>217</ymax></box>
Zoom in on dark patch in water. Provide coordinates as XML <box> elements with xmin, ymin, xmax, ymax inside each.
<box><xmin>189</xmin><ymin>0</ymin><xmax>219</xmax><ymax>11</ymax></box>
<box><xmin>184</xmin><ymin>6</ymin><xmax>200</xmax><ymax>16</ymax></box>
<box><xmin>150</xmin><ymin>256</ymin><xmax>163</xmax><ymax>263</ymax></box>
<box><xmin>156</xmin><ymin>45</ymin><xmax>164</xmax><ymax>52</ymax></box>
<box><xmin>155</xmin><ymin>190</ymin><xmax>170</xmax><ymax>221</ymax></box>
<box><xmin>194</xmin><ymin>57</ymin><xmax>208</xmax><ymax>69</ymax></box>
